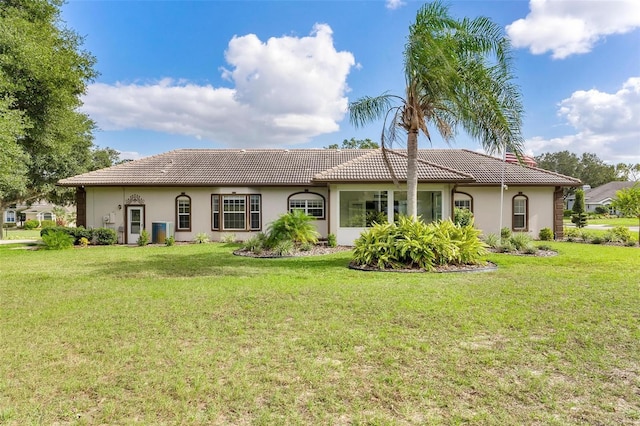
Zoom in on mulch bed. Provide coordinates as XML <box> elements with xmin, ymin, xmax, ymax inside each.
<box><xmin>349</xmin><ymin>261</ymin><xmax>498</xmax><ymax>274</ymax></box>
<box><xmin>233</xmin><ymin>245</ymin><xmax>352</xmax><ymax>258</ymax></box>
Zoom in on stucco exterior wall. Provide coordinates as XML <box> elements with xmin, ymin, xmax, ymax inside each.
<box><xmin>84</xmin><ymin>186</ymin><xmax>329</xmax><ymax>243</ymax></box>
<box><xmin>454</xmin><ymin>185</ymin><xmax>555</xmax><ymax>237</ymax></box>
<box><xmin>83</xmin><ymin>183</ymin><xmax>558</xmax><ymax>245</ymax></box>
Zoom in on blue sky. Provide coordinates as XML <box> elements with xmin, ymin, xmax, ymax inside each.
<box><xmin>61</xmin><ymin>0</ymin><xmax>640</xmax><ymax>165</ymax></box>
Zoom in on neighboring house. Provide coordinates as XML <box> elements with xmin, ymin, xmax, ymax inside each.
<box><xmin>567</xmin><ymin>181</ymin><xmax>637</xmax><ymax>214</ymax></box>
<box><xmin>2</xmin><ymin>201</ymin><xmax>74</xmax><ymax>227</ymax></box>
<box><xmin>57</xmin><ymin>149</ymin><xmax>581</xmax><ymax>245</ymax></box>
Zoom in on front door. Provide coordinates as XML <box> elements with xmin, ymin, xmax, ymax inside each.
<box><xmin>126</xmin><ymin>206</ymin><xmax>144</xmax><ymax>244</ymax></box>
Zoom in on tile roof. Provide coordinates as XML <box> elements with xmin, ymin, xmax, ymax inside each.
<box><xmin>314</xmin><ymin>150</ymin><xmax>474</xmax><ymax>182</ymax></box>
<box><xmin>57</xmin><ymin>148</ymin><xmax>582</xmax><ymax>187</ymax></box>
<box><xmin>58</xmin><ymin>149</ymin><xmax>368</xmax><ymax>186</ymax></box>
<box><xmin>418</xmin><ymin>150</ymin><xmax>581</xmax><ymax>186</ymax></box>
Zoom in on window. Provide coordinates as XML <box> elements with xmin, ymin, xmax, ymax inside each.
<box><xmin>213</xmin><ymin>194</ymin><xmax>262</xmax><ymax>231</ymax></box>
<box><xmin>339</xmin><ymin>191</ymin><xmax>388</xmax><ymax>227</ymax></box>
<box><xmin>394</xmin><ymin>191</ymin><xmax>442</xmax><ymax>222</ymax></box>
<box><xmin>176</xmin><ymin>195</ymin><xmax>191</xmax><ymax>230</ymax></box>
<box><xmin>512</xmin><ymin>193</ymin><xmax>528</xmax><ymax>230</ymax></box>
<box><xmin>223</xmin><ymin>195</ymin><xmax>245</xmax><ymax>230</ymax></box>
<box><xmin>250</xmin><ymin>195</ymin><xmax>261</xmax><ymax>230</ymax></box>
<box><xmin>5</xmin><ymin>210</ymin><xmax>15</xmax><ymax>223</ymax></box>
<box><xmin>288</xmin><ymin>193</ymin><xmax>325</xmax><ymax>219</ymax></box>
<box><xmin>212</xmin><ymin>196</ymin><xmax>220</xmax><ymax>230</ymax></box>
<box><xmin>453</xmin><ymin>192</ymin><xmax>473</xmax><ymax>211</ymax></box>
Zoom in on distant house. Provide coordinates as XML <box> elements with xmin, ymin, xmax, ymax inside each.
<box><xmin>58</xmin><ymin>149</ymin><xmax>581</xmax><ymax>245</ymax></box>
<box><xmin>2</xmin><ymin>201</ymin><xmax>75</xmax><ymax>227</ymax></box>
<box><xmin>566</xmin><ymin>181</ymin><xmax>637</xmax><ymax>214</ymax></box>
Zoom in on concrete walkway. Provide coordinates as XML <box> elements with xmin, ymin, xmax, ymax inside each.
<box><xmin>0</xmin><ymin>239</ymin><xmax>39</xmax><ymax>245</ymax></box>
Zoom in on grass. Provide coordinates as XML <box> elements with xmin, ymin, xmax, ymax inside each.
<box><xmin>1</xmin><ymin>242</ymin><xmax>639</xmax><ymax>424</ymax></box>
<box><xmin>1</xmin><ymin>228</ymin><xmax>42</xmax><ymax>240</ymax></box>
<box><xmin>563</xmin><ymin>217</ymin><xmax>638</xmax><ymax>227</ymax></box>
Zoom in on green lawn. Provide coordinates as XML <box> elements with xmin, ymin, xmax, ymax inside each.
<box><xmin>0</xmin><ymin>228</ymin><xmax>42</xmax><ymax>240</ymax></box>
<box><xmin>563</xmin><ymin>217</ymin><xmax>638</xmax><ymax>227</ymax></box>
<box><xmin>1</xmin><ymin>242</ymin><xmax>639</xmax><ymax>424</ymax></box>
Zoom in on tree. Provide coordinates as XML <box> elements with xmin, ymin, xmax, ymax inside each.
<box><xmin>615</xmin><ymin>163</ymin><xmax>640</xmax><ymax>182</ymax></box>
<box><xmin>0</xmin><ymin>0</ymin><xmax>98</xmax><ymax>235</ymax></box>
<box><xmin>571</xmin><ymin>188</ymin><xmax>588</xmax><ymax>228</ymax></box>
<box><xmin>349</xmin><ymin>1</ymin><xmax>523</xmax><ymax>218</ymax></box>
<box><xmin>325</xmin><ymin>138</ymin><xmax>380</xmax><ymax>149</ymax></box>
<box><xmin>612</xmin><ymin>183</ymin><xmax>640</xmax><ymax>245</ymax></box>
<box><xmin>91</xmin><ymin>147</ymin><xmax>122</xmax><ymax>170</ymax></box>
<box><xmin>535</xmin><ymin>151</ymin><xmax>619</xmax><ymax>196</ymax></box>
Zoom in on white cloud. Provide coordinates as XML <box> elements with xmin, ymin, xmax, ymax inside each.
<box><xmin>82</xmin><ymin>24</ymin><xmax>355</xmax><ymax>147</ymax></box>
<box><xmin>526</xmin><ymin>77</ymin><xmax>640</xmax><ymax>163</ymax></box>
<box><xmin>117</xmin><ymin>151</ymin><xmax>145</xmax><ymax>161</ymax></box>
<box><xmin>386</xmin><ymin>0</ymin><xmax>406</xmax><ymax>10</ymax></box>
<box><xmin>506</xmin><ymin>0</ymin><xmax>640</xmax><ymax>59</ymax></box>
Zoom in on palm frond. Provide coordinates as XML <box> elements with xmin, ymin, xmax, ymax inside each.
<box><xmin>348</xmin><ymin>94</ymin><xmax>399</xmax><ymax>128</ymax></box>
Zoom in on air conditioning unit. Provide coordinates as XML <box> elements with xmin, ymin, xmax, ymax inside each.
<box><xmin>151</xmin><ymin>221</ymin><xmax>174</xmax><ymax>244</ymax></box>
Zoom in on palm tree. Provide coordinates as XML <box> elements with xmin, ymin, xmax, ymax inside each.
<box><xmin>349</xmin><ymin>1</ymin><xmax>524</xmax><ymax>218</ymax></box>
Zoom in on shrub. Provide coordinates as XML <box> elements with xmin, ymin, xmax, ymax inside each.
<box><xmin>267</xmin><ymin>210</ymin><xmax>319</xmax><ymax>246</ymax></box>
<box><xmin>23</xmin><ymin>219</ymin><xmax>39</xmax><ymax>230</ymax></box>
<box><xmin>365</xmin><ymin>210</ymin><xmax>387</xmax><ymax>227</ymax></box>
<box><xmin>611</xmin><ymin>226</ymin><xmax>632</xmax><ymax>243</ymax></box>
<box><xmin>40</xmin><ymin>226</ymin><xmax>65</xmax><ymax>238</ymax></box>
<box><xmin>571</xmin><ymin>212</ymin><xmax>588</xmax><ymax>228</ymax></box>
<box><xmin>510</xmin><ymin>232</ymin><xmax>533</xmax><ymax>251</ymax></box>
<box><xmin>165</xmin><ymin>236</ymin><xmax>175</xmax><ymax>247</ymax></box>
<box><xmin>523</xmin><ymin>245</ymin><xmax>537</xmax><ymax>255</ymax></box>
<box><xmin>579</xmin><ymin>230</ymin><xmax>593</xmax><ymax>243</ymax></box>
<box><xmin>537</xmin><ymin>243</ymin><xmax>552</xmax><ymax>251</ymax></box>
<box><xmin>352</xmin><ymin>217</ymin><xmax>486</xmax><ymax>271</ymax></box>
<box><xmin>500</xmin><ymin>227</ymin><xmax>512</xmax><ymax>240</ymax></box>
<box><xmin>538</xmin><ymin>227</ymin><xmax>554</xmax><ymax>241</ymax></box>
<box><xmin>41</xmin><ymin>230</ymin><xmax>74</xmax><ymax>250</ymax></box>
<box><xmin>137</xmin><ymin>229</ymin><xmax>150</xmax><ymax>246</ymax></box>
<box><xmin>72</xmin><ymin>226</ymin><xmax>93</xmax><ymax>243</ymax></box>
<box><xmin>243</xmin><ymin>233</ymin><xmax>267</xmax><ymax>252</ymax></box>
<box><xmin>193</xmin><ymin>233</ymin><xmax>210</xmax><ymax>244</ymax></box>
<box><xmin>221</xmin><ymin>233</ymin><xmax>236</xmax><ymax>243</ymax></box>
<box><xmin>40</xmin><ymin>220</ymin><xmax>56</xmax><ymax>229</ymax></box>
<box><xmin>92</xmin><ymin>228</ymin><xmax>117</xmax><ymax>245</ymax></box>
<box><xmin>274</xmin><ymin>239</ymin><xmax>294</xmax><ymax>256</ymax></box>
<box><xmin>563</xmin><ymin>209</ymin><xmax>572</xmax><ymax>218</ymax></box>
<box><xmin>594</xmin><ymin>206</ymin><xmax>608</xmax><ymax>215</ymax></box>
<box><xmin>483</xmin><ymin>233</ymin><xmax>500</xmax><ymax>249</ymax></box>
<box><xmin>327</xmin><ymin>233</ymin><xmax>337</xmax><ymax>248</ymax></box>
<box><xmin>591</xmin><ymin>237</ymin><xmax>603</xmax><ymax>244</ymax></box>
<box><xmin>300</xmin><ymin>242</ymin><xmax>313</xmax><ymax>252</ymax></box>
<box><xmin>453</xmin><ymin>208</ymin><xmax>474</xmax><ymax>227</ymax></box>
<box><xmin>571</xmin><ymin>189</ymin><xmax>587</xmax><ymax>228</ymax></box>
<box><xmin>497</xmin><ymin>241</ymin><xmax>515</xmax><ymax>253</ymax></box>
<box><xmin>565</xmin><ymin>228</ymin><xmax>580</xmax><ymax>241</ymax></box>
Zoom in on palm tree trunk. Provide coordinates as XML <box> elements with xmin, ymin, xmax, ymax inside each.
<box><xmin>406</xmin><ymin>129</ymin><xmax>419</xmax><ymax>219</ymax></box>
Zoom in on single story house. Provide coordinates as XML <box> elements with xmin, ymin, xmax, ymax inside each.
<box><xmin>566</xmin><ymin>181</ymin><xmax>637</xmax><ymax>214</ymax></box>
<box><xmin>2</xmin><ymin>201</ymin><xmax>74</xmax><ymax>227</ymax></box>
<box><xmin>57</xmin><ymin>149</ymin><xmax>581</xmax><ymax>245</ymax></box>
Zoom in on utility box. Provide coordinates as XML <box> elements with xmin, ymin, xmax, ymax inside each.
<box><xmin>151</xmin><ymin>221</ymin><xmax>174</xmax><ymax>244</ymax></box>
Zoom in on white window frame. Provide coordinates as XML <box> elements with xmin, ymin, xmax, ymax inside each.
<box><xmin>512</xmin><ymin>194</ymin><xmax>528</xmax><ymax>231</ymax></box>
<box><xmin>215</xmin><ymin>194</ymin><xmax>262</xmax><ymax>231</ymax></box>
<box><xmin>176</xmin><ymin>195</ymin><xmax>191</xmax><ymax>231</ymax></box>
